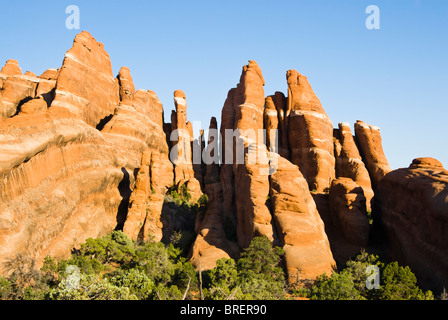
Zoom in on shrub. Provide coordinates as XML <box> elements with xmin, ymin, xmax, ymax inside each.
<box><xmin>48</xmin><ymin>274</ymin><xmax>137</xmax><ymax>300</ymax></box>
<box><xmin>379</xmin><ymin>262</ymin><xmax>433</xmax><ymax>300</ymax></box>
<box><xmin>309</xmin><ymin>273</ymin><xmax>366</xmax><ymax>300</ymax></box>
<box><xmin>108</xmin><ymin>268</ymin><xmax>154</xmax><ymax>300</ymax></box>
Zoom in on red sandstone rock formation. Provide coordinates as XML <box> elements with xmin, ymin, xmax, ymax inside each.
<box><xmin>374</xmin><ymin>158</ymin><xmax>448</xmax><ymax>291</ymax></box>
<box><xmin>4</xmin><ymin>30</ymin><xmax>443</xmax><ymax>290</ymax></box>
<box><xmin>334</xmin><ymin>122</ymin><xmax>374</xmax><ymax>209</ymax></box>
<box><xmin>50</xmin><ymin>31</ymin><xmax>120</xmax><ymax>127</ymax></box>
<box><xmin>170</xmin><ymin>90</ymin><xmax>202</xmax><ymax>201</ymax></box>
<box><xmin>36</xmin><ymin>68</ymin><xmax>59</xmax><ymax>107</ymax></box>
<box><xmin>0</xmin><ymin>34</ymin><xmax>171</xmax><ymax>269</ymax></box>
<box><xmin>263</xmin><ymin>96</ymin><xmax>279</xmax><ymax>153</ymax></box>
<box><xmin>271</xmin><ymin>91</ymin><xmax>290</xmax><ymax>158</ymax></box>
<box><xmin>328</xmin><ymin>178</ymin><xmax>370</xmax><ymax>248</ymax></box>
<box><xmin>0</xmin><ymin>59</ymin><xmax>22</xmax><ymax>76</ymax></box>
<box><xmin>232</xmin><ymin>61</ymin><xmax>274</xmax><ymax>248</ymax></box>
<box><xmin>286</xmin><ymin>70</ymin><xmax>335</xmax><ymax>192</ymax></box>
<box><xmin>269</xmin><ymin>156</ymin><xmax>336</xmax><ymax>284</ymax></box>
<box><xmin>354</xmin><ymin>120</ymin><xmax>392</xmax><ymax>188</ymax></box>
<box><xmin>19</xmin><ymin>97</ymin><xmax>47</xmax><ymax>115</ymax></box>
<box><xmin>0</xmin><ymin>110</ymin><xmax>128</xmax><ymax>268</ymax></box>
<box><xmin>189</xmin><ymin>118</ymin><xmax>239</xmax><ymax>270</ymax></box>
<box><xmin>219</xmin><ymin>88</ymin><xmax>237</xmax><ymax>231</ymax></box>
<box><xmin>0</xmin><ymin>72</ymin><xmax>40</xmax><ymax>118</ymax></box>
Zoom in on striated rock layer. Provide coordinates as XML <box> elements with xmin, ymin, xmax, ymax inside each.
<box><xmin>232</xmin><ymin>61</ymin><xmax>274</xmax><ymax>248</ymax></box>
<box><xmin>329</xmin><ymin>178</ymin><xmax>369</xmax><ymax>248</ymax></box>
<box><xmin>270</xmin><ymin>156</ymin><xmax>336</xmax><ymax>284</ymax></box>
<box><xmin>170</xmin><ymin>90</ymin><xmax>202</xmax><ymax>201</ymax></box>
<box><xmin>373</xmin><ymin>158</ymin><xmax>448</xmax><ymax>291</ymax></box>
<box><xmin>50</xmin><ymin>31</ymin><xmax>120</xmax><ymax>127</ymax></box>
<box><xmin>334</xmin><ymin>122</ymin><xmax>374</xmax><ymax>210</ymax></box>
<box><xmin>0</xmin><ymin>31</ymin><xmax>404</xmax><ymax>286</ymax></box>
<box><xmin>0</xmin><ymin>110</ymin><xmax>129</xmax><ymax>268</ymax></box>
<box><xmin>354</xmin><ymin>120</ymin><xmax>392</xmax><ymax>188</ymax></box>
<box><xmin>286</xmin><ymin>69</ymin><xmax>335</xmax><ymax>192</ymax></box>
<box><xmin>189</xmin><ymin>118</ymin><xmax>239</xmax><ymax>270</ymax></box>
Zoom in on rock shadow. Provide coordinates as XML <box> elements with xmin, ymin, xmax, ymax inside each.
<box><xmin>115</xmin><ymin>167</ymin><xmax>132</xmax><ymax>231</ymax></box>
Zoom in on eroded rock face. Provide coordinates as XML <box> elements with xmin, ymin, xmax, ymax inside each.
<box><xmin>354</xmin><ymin>120</ymin><xmax>391</xmax><ymax>188</ymax></box>
<box><xmin>0</xmin><ymin>110</ymin><xmax>127</xmax><ymax>269</ymax></box>
<box><xmin>4</xmin><ymin>30</ymin><xmax>437</xmax><ymax>288</ymax></box>
<box><xmin>263</xmin><ymin>96</ymin><xmax>279</xmax><ymax>153</ymax></box>
<box><xmin>0</xmin><ymin>73</ymin><xmax>40</xmax><ymax>119</ymax></box>
<box><xmin>36</xmin><ymin>69</ymin><xmax>59</xmax><ymax>107</ymax></box>
<box><xmin>272</xmin><ymin>91</ymin><xmax>290</xmax><ymax>159</ymax></box>
<box><xmin>101</xmin><ymin>88</ymin><xmax>169</xmax><ymax>169</ymax></box>
<box><xmin>170</xmin><ymin>90</ymin><xmax>202</xmax><ymax>201</ymax></box>
<box><xmin>50</xmin><ymin>31</ymin><xmax>120</xmax><ymax>127</ymax></box>
<box><xmin>270</xmin><ymin>156</ymin><xmax>336</xmax><ymax>284</ymax></box>
<box><xmin>232</xmin><ymin>61</ymin><xmax>274</xmax><ymax>248</ymax></box>
<box><xmin>19</xmin><ymin>97</ymin><xmax>47</xmax><ymax>115</ymax></box>
<box><xmin>0</xmin><ymin>35</ymin><xmax>171</xmax><ymax>269</ymax></box>
<box><xmin>373</xmin><ymin>158</ymin><xmax>448</xmax><ymax>291</ymax></box>
<box><xmin>0</xmin><ymin>59</ymin><xmax>22</xmax><ymax>76</ymax></box>
<box><xmin>219</xmin><ymin>88</ymin><xmax>237</xmax><ymax>230</ymax></box>
<box><xmin>329</xmin><ymin>178</ymin><xmax>369</xmax><ymax>248</ymax></box>
<box><xmin>334</xmin><ymin>122</ymin><xmax>374</xmax><ymax>209</ymax></box>
<box><xmin>117</xmin><ymin>66</ymin><xmax>135</xmax><ymax>103</ymax></box>
<box><xmin>123</xmin><ymin>151</ymin><xmax>152</xmax><ymax>241</ymax></box>
<box><xmin>189</xmin><ymin>118</ymin><xmax>239</xmax><ymax>270</ymax></box>
<box><xmin>286</xmin><ymin>70</ymin><xmax>335</xmax><ymax>192</ymax></box>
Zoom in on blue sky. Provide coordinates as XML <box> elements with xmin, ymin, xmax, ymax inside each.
<box><xmin>1</xmin><ymin>0</ymin><xmax>447</xmax><ymax>169</ymax></box>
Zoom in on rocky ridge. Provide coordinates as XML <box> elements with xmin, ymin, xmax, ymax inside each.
<box><xmin>0</xmin><ymin>31</ymin><xmax>446</xmax><ymax>290</ymax></box>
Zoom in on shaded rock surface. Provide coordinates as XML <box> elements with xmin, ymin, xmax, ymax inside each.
<box><xmin>373</xmin><ymin>158</ymin><xmax>448</xmax><ymax>291</ymax></box>
<box><xmin>329</xmin><ymin>178</ymin><xmax>370</xmax><ymax>248</ymax></box>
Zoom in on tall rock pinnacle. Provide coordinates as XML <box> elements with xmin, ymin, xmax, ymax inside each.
<box><xmin>286</xmin><ymin>69</ymin><xmax>335</xmax><ymax>192</ymax></box>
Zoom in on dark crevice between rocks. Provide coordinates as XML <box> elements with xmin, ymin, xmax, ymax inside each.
<box><xmin>12</xmin><ymin>96</ymin><xmax>33</xmax><ymax>116</ymax></box>
<box><xmin>96</xmin><ymin>113</ymin><xmax>114</xmax><ymax>131</ymax></box>
<box><xmin>115</xmin><ymin>167</ymin><xmax>132</xmax><ymax>231</ymax></box>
